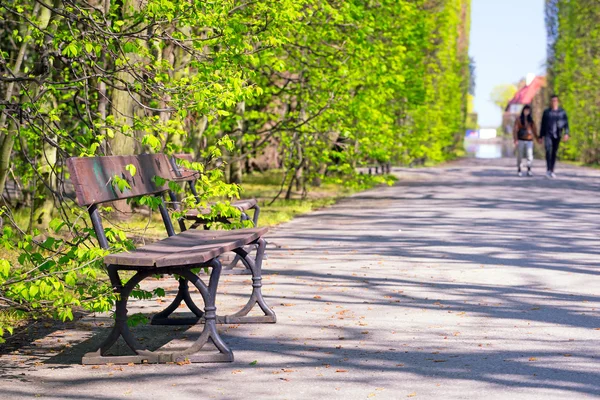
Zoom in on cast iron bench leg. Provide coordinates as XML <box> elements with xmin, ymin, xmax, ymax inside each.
<box><xmin>83</xmin><ymin>266</ymin><xmax>149</xmax><ymax>362</ymax></box>
<box><xmin>218</xmin><ymin>238</ymin><xmax>276</xmax><ymax>324</ymax></box>
<box><xmin>224</xmin><ymin>212</ymin><xmax>253</xmax><ymax>273</ymax></box>
<box><xmin>151</xmin><ymin>278</ymin><xmax>204</xmax><ymax>325</ymax></box>
<box><xmin>223</xmin><ymin>210</ymin><xmax>250</xmax><ymax>272</ymax></box>
<box><xmin>82</xmin><ymin>260</ymin><xmax>233</xmax><ymax>364</ymax></box>
<box><xmin>226</xmin><ymin>204</ymin><xmax>261</xmax><ymax>272</ymax></box>
<box><xmin>173</xmin><ymin>263</ymin><xmax>233</xmax><ymax>362</ymax></box>
<box><xmin>251</xmin><ymin>204</ymin><xmax>260</xmax><ymax>227</ymax></box>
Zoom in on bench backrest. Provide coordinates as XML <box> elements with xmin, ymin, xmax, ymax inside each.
<box><xmin>67</xmin><ymin>154</ymin><xmax>180</xmax><ymax>249</ymax></box>
<box><xmin>67</xmin><ymin>154</ymin><xmax>176</xmax><ymax>207</ymax></box>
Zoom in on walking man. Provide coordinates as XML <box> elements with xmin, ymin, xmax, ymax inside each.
<box><xmin>540</xmin><ymin>95</ymin><xmax>570</xmax><ymax>178</ymax></box>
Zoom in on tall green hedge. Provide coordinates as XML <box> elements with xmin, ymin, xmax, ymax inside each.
<box><xmin>546</xmin><ymin>0</ymin><xmax>600</xmax><ymax>163</ymax></box>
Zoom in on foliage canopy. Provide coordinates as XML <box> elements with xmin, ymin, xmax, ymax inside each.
<box><xmin>0</xmin><ymin>0</ymin><xmax>471</xmax><ymax>341</ymax></box>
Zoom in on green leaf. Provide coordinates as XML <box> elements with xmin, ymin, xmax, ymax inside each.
<box><xmin>62</xmin><ymin>42</ymin><xmax>78</xmax><ymax>57</ymax></box>
<box><xmin>113</xmin><ymin>176</ymin><xmax>131</xmax><ymax>193</ymax></box>
<box><xmin>0</xmin><ymin>259</ymin><xmax>10</xmax><ymax>278</ymax></box>
<box><xmin>58</xmin><ymin>308</ymin><xmax>74</xmax><ymax>322</ymax></box>
<box><xmin>42</xmin><ymin>237</ymin><xmax>56</xmax><ymax>249</ymax></box>
<box><xmin>65</xmin><ymin>271</ymin><xmax>77</xmax><ymax>286</ymax></box>
<box><xmin>125</xmin><ymin>164</ymin><xmax>137</xmax><ymax>177</ymax></box>
<box><xmin>127</xmin><ymin>313</ymin><xmax>149</xmax><ymax>327</ymax></box>
<box><xmin>49</xmin><ymin>218</ymin><xmax>66</xmax><ymax>233</ymax></box>
<box><xmin>152</xmin><ymin>176</ymin><xmax>167</xmax><ymax>186</ymax></box>
<box><xmin>141</xmin><ymin>135</ymin><xmax>161</xmax><ymax>151</ymax></box>
<box><xmin>29</xmin><ymin>285</ymin><xmax>39</xmax><ymax>298</ymax></box>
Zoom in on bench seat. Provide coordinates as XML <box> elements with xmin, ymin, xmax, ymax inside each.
<box><xmin>105</xmin><ymin>227</ymin><xmax>267</xmax><ymax>268</ymax></box>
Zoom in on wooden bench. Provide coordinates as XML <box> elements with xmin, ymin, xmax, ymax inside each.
<box><xmin>67</xmin><ymin>154</ymin><xmax>270</xmax><ymax>364</ymax></box>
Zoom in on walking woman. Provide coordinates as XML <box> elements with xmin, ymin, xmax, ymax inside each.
<box><xmin>513</xmin><ymin>104</ymin><xmax>539</xmax><ymax>177</ymax></box>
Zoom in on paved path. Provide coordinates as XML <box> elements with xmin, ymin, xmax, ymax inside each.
<box><xmin>1</xmin><ymin>158</ymin><xmax>600</xmax><ymax>399</ymax></box>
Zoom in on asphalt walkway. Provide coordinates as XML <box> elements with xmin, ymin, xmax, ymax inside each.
<box><xmin>1</xmin><ymin>158</ymin><xmax>599</xmax><ymax>399</ymax></box>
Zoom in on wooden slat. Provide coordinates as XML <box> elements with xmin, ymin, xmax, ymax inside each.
<box><xmin>157</xmin><ymin>228</ymin><xmax>266</xmax><ymax>267</ymax></box>
<box><xmin>67</xmin><ymin>154</ymin><xmax>177</xmax><ymax>206</ymax></box>
<box><xmin>232</xmin><ymin>199</ymin><xmax>258</xmax><ymax>210</ymax></box>
<box><xmin>104</xmin><ymin>227</ymin><xmax>268</xmax><ymax>268</ymax></box>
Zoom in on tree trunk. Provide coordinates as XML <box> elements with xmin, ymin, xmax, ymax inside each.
<box><xmin>33</xmin><ymin>136</ymin><xmax>58</xmax><ymax>228</ymax></box>
<box><xmin>188</xmin><ymin>116</ymin><xmax>208</xmax><ymax>159</ymax></box>
<box><xmin>228</xmin><ymin>101</ymin><xmax>245</xmax><ymax>184</ymax></box>
<box><xmin>0</xmin><ymin>2</ymin><xmax>45</xmax><ymax>195</ymax></box>
<box><xmin>97</xmin><ymin>0</ymin><xmax>110</xmax><ymax>154</ymax></box>
<box><xmin>107</xmin><ymin>0</ymin><xmax>144</xmax><ymax>156</ymax></box>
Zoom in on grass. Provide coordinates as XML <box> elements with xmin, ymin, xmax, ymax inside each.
<box><xmin>240</xmin><ymin>169</ymin><xmax>388</xmax><ymax>226</ymax></box>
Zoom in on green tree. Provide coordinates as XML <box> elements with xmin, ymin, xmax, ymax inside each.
<box><xmin>490</xmin><ymin>84</ymin><xmax>517</xmax><ymax>112</ymax></box>
<box><xmin>546</xmin><ymin>0</ymin><xmax>600</xmax><ymax>163</ymax></box>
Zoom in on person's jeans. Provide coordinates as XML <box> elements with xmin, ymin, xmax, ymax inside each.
<box><xmin>545</xmin><ymin>136</ymin><xmax>561</xmax><ymax>172</ymax></box>
<box><xmin>517</xmin><ymin>140</ymin><xmax>533</xmax><ymax>171</ymax></box>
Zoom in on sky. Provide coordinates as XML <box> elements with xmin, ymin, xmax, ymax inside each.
<box><xmin>469</xmin><ymin>0</ymin><xmax>547</xmax><ymax>127</ymax></box>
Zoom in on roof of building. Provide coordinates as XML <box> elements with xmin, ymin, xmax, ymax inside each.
<box><xmin>506</xmin><ymin>76</ymin><xmax>546</xmax><ymax>108</ymax></box>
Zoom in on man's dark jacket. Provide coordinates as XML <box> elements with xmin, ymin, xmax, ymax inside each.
<box><xmin>540</xmin><ymin>108</ymin><xmax>569</xmax><ymax>138</ymax></box>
